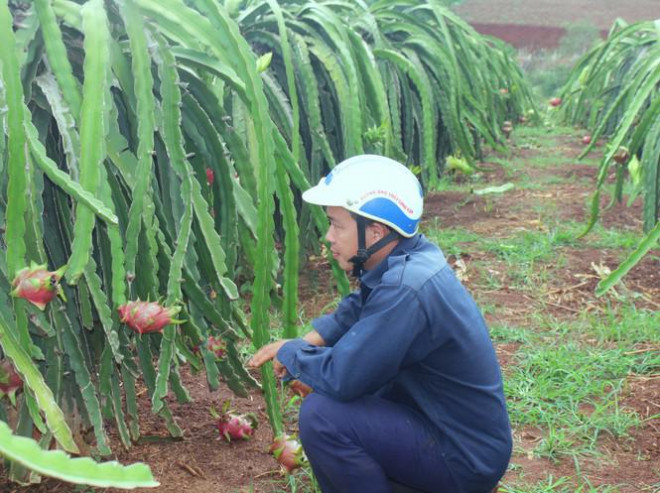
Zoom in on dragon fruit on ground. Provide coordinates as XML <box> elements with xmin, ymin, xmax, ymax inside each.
<box><xmin>11</xmin><ymin>263</ymin><xmax>66</xmax><ymax>310</ymax></box>
<box><xmin>211</xmin><ymin>401</ymin><xmax>258</xmax><ymax>442</ymax></box>
<box><xmin>117</xmin><ymin>300</ymin><xmax>183</xmax><ymax>335</ymax></box>
<box><xmin>0</xmin><ymin>361</ymin><xmax>23</xmax><ymax>405</ymax></box>
<box><xmin>287</xmin><ymin>380</ymin><xmax>313</xmax><ymax>398</ymax></box>
<box><xmin>269</xmin><ymin>434</ymin><xmax>307</xmax><ymax>474</ymax></box>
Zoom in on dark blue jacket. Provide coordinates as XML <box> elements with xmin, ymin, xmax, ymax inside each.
<box><xmin>278</xmin><ymin>234</ymin><xmax>512</xmax><ymax>492</ymax></box>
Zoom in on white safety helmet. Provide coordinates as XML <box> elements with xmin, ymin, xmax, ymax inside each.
<box><xmin>302</xmin><ymin>155</ymin><xmax>424</xmax><ymax>237</ymax></box>
<box><xmin>303</xmin><ymin>155</ymin><xmax>424</xmax><ymax>276</ymax></box>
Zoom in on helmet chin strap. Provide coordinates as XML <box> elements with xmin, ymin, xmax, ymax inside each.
<box><xmin>349</xmin><ymin>215</ymin><xmax>400</xmax><ymax>277</ymax></box>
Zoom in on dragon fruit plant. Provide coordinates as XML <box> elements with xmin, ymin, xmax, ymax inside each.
<box><xmin>0</xmin><ymin>361</ymin><xmax>23</xmax><ymax>406</ymax></box>
<box><xmin>211</xmin><ymin>400</ymin><xmax>258</xmax><ymax>442</ymax></box>
<box><xmin>117</xmin><ymin>300</ymin><xmax>183</xmax><ymax>335</ymax></box>
<box><xmin>11</xmin><ymin>263</ymin><xmax>66</xmax><ymax>310</ymax></box>
<box><xmin>269</xmin><ymin>434</ymin><xmax>307</xmax><ymax>474</ymax></box>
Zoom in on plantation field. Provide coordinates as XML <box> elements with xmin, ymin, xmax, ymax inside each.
<box><xmin>0</xmin><ymin>0</ymin><xmax>658</xmax><ymax>491</ymax></box>
<box><xmin>3</xmin><ymin>127</ymin><xmax>657</xmax><ymax>493</ymax></box>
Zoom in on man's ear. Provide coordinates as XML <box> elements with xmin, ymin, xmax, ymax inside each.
<box><xmin>369</xmin><ymin>222</ymin><xmax>388</xmax><ymax>240</ymax></box>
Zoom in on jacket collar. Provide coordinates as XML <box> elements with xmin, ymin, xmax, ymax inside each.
<box><xmin>360</xmin><ymin>234</ymin><xmax>422</xmax><ymax>289</ymax></box>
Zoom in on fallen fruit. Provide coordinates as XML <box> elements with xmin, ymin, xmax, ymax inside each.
<box><xmin>118</xmin><ymin>300</ymin><xmax>183</xmax><ymax>335</ymax></box>
<box><xmin>11</xmin><ymin>263</ymin><xmax>66</xmax><ymax>310</ymax></box>
<box><xmin>212</xmin><ymin>401</ymin><xmax>258</xmax><ymax>442</ymax></box>
<box><xmin>217</xmin><ymin>414</ymin><xmax>257</xmax><ymax>441</ymax></box>
<box><xmin>206</xmin><ymin>167</ymin><xmax>214</xmax><ymax>186</ymax></box>
<box><xmin>287</xmin><ymin>380</ymin><xmax>313</xmax><ymax>398</ymax></box>
<box><xmin>269</xmin><ymin>434</ymin><xmax>306</xmax><ymax>473</ymax></box>
<box><xmin>582</xmin><ymin>135</ymin><xmax>592</xmax><ymax>145</ymax></box>
<box><xmin>549</xmin><ymin>97</ymin><xmax>562</xmax><ymax>107</ymax></box>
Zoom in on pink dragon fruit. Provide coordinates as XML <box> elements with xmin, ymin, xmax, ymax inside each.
<box><xmin>217</xmin><ymin>414</ymin><xmax>257</xmax><ymax>442</ymax></box>
<box><xmin>118</xmin><ymin>300</ymin><xmax>183</xmax><ymax>335</ymax></box>
<box><xmin>211</xmin><ymin>400</ymin><xmax>258</xmax><ymax>442</ymax></box>
<box><xmin>269</xmin><ymin>434</ymin><xmax>307</xmax><ymax>474</ymax></box>
<box><xmin>207</xmin><ymin>335</ymin><xmax>226</xmax><ymax>360</ymax></box>
<box><xmin>11</xmin><ymin>263</ymin><xmax>66</xmax><ymax>310</ymax></box>
<box><xmin>0</xmin><ymin>361</ymin><xmax>23</xmax><ymax>405</ymax></box>
<box><xmin>206</xmin><ymin>167</ymin><xmax>214</xmax><ymax>186</ymax></box>
<box><xmin>191</xmin><ymin>335</ymin><xmax>226</xmax><ymax>360</ymax></box>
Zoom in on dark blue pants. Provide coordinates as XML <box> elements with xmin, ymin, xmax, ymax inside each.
<box><xmin>298</xmin><ymin>393</ymin><xmax>459</xmax><ymax>493</ymax></box>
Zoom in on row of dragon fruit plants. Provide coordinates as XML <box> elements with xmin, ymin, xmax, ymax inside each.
<box><xmin>555</xmin><ymin>18</ymin><xmax>660</xmax><ymax>291</ymax></box>
<box><xmin>0</xmin><ymin>0</ymin><xmax>535</xmax><ymax>485</ymax></box>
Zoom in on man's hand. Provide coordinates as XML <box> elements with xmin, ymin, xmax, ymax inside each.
<box><xmin>248</xmin><ymin>340</ymin><xmax>289</xmax><ymax>378</ymax></box>
<box><xmin>248</xmin><ymin>331</ymin><xmax>325</xmax><ymax>379</ymax></box>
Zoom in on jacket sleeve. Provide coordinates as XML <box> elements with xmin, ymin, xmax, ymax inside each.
<box><xmin>277</xmin><ymin>284</ymin><xmax>429</xmax><ymax>401</ymax></box>
<box><xmin>310</xmin><ymin>289</ymin><xmax>363</xmax><ymax>347</ymax></box>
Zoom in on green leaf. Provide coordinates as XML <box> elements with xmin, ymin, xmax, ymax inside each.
<box><xmin>56</xmin><ymin>308</ymin><xmax>111</xmax><ymax>456</ymax></box>
<box><xmin>66</xmin><ymin>0</ymin><xmax>111</xmax><ymax>283</ymax></box>
<box><xmin>264</xmin><ymin>0</ymin><xmax>302</xmax><ymax>161</ymax></box>
<box><xmin>119</xmin><ymin>0</ymin><xmax>158</xmax><ymax>282</ymax></box>
<box><xmin>0</xmin><ymin>420</ymin><xmax>159</xmax><ymax>489</ymax></box>
<box><xmin>0</xmin><ymin>0</ymin><xmax>29</xmax><ymax>278</ymax></box>
<box><xmin>34</xmin><ymin>0</ymin><xmax>82</xmax><ymax>117</ymax></box>
<box><xmin>473</xmin><ymin>183</ymin><xmax>515</xmax><ymax>195</ymax></box>
<box><xmin>596</xmin><ymin>220</ymin><xmax>660</xmax><ymax>296</ymax></box>
<box><xmin>0</xmin><ymin>314</ymin><xmax>78</xmax><ymax>453</ymax></box>
<box><xmin>25</xmin><ymin>122</ymin><xmax>118</xmax><ymax>225</ymax></box>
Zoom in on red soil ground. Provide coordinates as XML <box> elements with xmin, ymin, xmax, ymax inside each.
<box><xmin>452</xmin><ymin>0</ymin><xmax>660</xmax><ymax>49</ymax></box>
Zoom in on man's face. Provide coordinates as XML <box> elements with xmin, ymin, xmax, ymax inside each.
<box><xmin>325</xmin><ymin>206</ymin><xmax>358</xmax><ymax>272</ymax></box>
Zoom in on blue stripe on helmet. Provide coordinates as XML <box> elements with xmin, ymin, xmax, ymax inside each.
<box><xmin>324</xmin><ymin>171</ymin><xmax>334</xmax><ymax>185</ymax></box>
<box><xmin>358</xmin><ymin>197</ymin><xmax>418</xmax><ymax>235</ymax></box>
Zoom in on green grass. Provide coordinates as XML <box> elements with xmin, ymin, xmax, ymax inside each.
<box><xmin>505</xmin><ymin>340</ymin><xmax>648</xmax><ymax>456</ymax></box>
<box><xmin>234</xmin><ymin>470</ymin><xmax>320</xmax><ymax>493</ymax></box>
<box><xmin>483</xmin><ymin>228</ymin><xmax>577</xmax><ymax>262</ymax></box>
<box><xmin>495</xmin><ymin>304</ymin><xmax>658</xmax><ymax>464</ymax></box>
<box><xmin>425</xmin><ymin>216</ymin><xmax>649</xmax><ymax>295</ymax></box>
<box><xmin>490</xmin><ymin>324</ymin><xmax>536</xmax><ymax>344</ymax></box>
<box><xmin>514</xmin><ymin>125</ymin><xmax>576</xmax><ymax>139</ymax></box>
<box><xmin>501</xmin><ymin>474</ymin><xmax>625</xmax><ymax>492</ymax></box>
<box><xmin>587</xmin><ymin>304</ymin><xmax>660</xmax><ymax>344</ymax></box>
<box><xmin>422</xmin><ymin>223</ymin><xmax>482</xmax><ymax>256</ymax></box>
